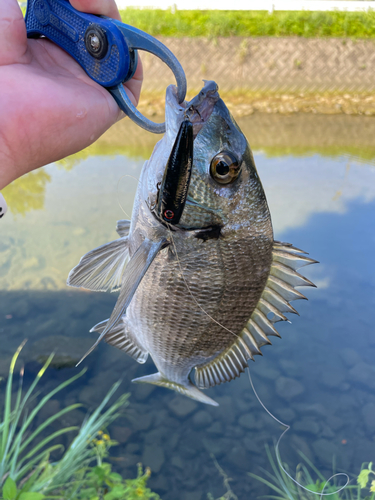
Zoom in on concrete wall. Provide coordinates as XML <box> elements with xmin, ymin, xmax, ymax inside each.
<box><xmin>140</xmin><ymin>37</ymin><xmax>375</xmax><ymax>94</ymax></box>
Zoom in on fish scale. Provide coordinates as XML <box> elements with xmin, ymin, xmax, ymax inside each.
<box><xmin>68</xmin><ymin>80</ymin><xmax>317</xmax><ymax>405</ymax></box>
<box><xmin>128</xmin><ymin>231</ymin><xmax>271</xmax><ymax>371</ymax></box>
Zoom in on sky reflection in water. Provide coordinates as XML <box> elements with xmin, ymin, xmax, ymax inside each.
<box><xmin>0</xmin><ymin>117</ymin><xmax>375</xmax><ymax>500</ymax></box>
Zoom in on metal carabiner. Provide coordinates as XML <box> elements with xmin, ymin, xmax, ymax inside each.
<box><xmin>108</xmin><ymin>22</ymin><xmax>186</xmax><ymax>134</ymax></box>
<box><xmin>25</xmin><ymin>0</ymin><xmax>187</xmax><ymax>134</ymax></box>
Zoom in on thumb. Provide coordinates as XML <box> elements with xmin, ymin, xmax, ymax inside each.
<box><xmin>0</xmin><ymin>0</ymin><xmax>27</xmax><ymax>65</ymax></box>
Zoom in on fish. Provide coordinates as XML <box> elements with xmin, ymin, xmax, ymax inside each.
<box><xmin>67</xmin><ymin>80</ymin><xmax>317</xmax><ymax>406</ymax></box>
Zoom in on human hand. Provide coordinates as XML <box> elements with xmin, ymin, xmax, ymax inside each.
<box><xmin>0</xmin><ymin>0</ymin><xmax>143</xmax><ymax>189</ymax></box>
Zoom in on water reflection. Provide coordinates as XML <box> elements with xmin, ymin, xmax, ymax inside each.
<box><xmin>1</xmin><ymin>170</ymin><xmax>51</xmax><ymax>216</ymax></box>
<box><xmin>1</xmin><ymin>114</ymin><xmax>374</xmax><ymax>500</ymax></box>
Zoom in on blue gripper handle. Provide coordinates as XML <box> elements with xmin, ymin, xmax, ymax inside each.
<box><xmin>25</xmin><ymin>0</ymin><xmax>136</xmax><ymax>88</ymax></box>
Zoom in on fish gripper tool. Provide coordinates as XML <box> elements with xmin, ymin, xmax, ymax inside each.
<box><xmin>25</xmin><ymin>0</ymin><xmax>187</xmax><ymax>134</ymax></box>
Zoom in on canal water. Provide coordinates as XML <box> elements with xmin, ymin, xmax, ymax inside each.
<box><xmin>1</xmin><ymin>113</ymin><xmax>374</xmax><ymax>499</ymax></box>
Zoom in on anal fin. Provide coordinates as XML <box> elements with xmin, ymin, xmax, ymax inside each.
<box><xmin>132</xmin><ymin>372</ymin><xmax>218</xmax><ymax>406</ymax></box>
<box><xmin>90</xmin><ymin>318</ymin><xmax>148</xmax><ymax>364</ymax></box>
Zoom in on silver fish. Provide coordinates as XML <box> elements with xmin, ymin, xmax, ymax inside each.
<box><xmin>68</xmin><ymin>81</ymin><xmax>317</xmax><ymax>406</ymax></box>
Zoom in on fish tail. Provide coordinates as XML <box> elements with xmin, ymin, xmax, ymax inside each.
<box><xmin>132</xmin><ymin>372</ymin><xmax>219</xmax><ymax>406</ymax></box>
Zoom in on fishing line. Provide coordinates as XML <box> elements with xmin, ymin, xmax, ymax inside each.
<box><xmin>168</xmin><ymin>228</ymin><xmax>239</xmax><ymax>340</ymax></box>
<box><xmin>116</xmin><ymin>174</ymin><xmax>140</xmax><ymax>218</ymax></box>
<box><xmin>247</xmin><ymin>368</ymin><xmax>349</xmax><ymax>499</ymax></box>
<box><xmin>121</xmin><ymin>166</ymin><xmax>349</xmax><ymax>497</ymax></box>
<box><xmin>169</xmin><ymin>229</ymin><xmax>349</xmax><ymax>498</ymax></box>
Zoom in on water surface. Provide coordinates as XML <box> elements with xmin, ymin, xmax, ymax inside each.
<box><xmin>1</xmin><ymin>114</ymin><xmax>374</xmax><ymax>499</ymax></box>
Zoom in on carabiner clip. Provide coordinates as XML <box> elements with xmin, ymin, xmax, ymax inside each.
<box><xmin>25</xmin><ymin>0</ymin><xmax>187</xmax><ymax>134</ymax></box>
<box><xmin>108</xmin><ymin>22</ymin><xmax>186</xmax><ymax>134</ymax></box>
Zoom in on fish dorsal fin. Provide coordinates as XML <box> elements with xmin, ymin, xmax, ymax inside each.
<box><xmin>116</xmin><ymin>219</ymin><xmax>131</xmax><ymax>237</ymax></box>
<box><xmin>76</xmin><ymin>237</ymin><xmax>168</xmax><ymax>365</ymax></box>
<box><xmin>90</xmin><ymin>318</ymin><xmax>148</xmax><ymax>364</ymax></box>
<box><xmin>195</xmin><ymin>241</ymin><xmax>317</xmax><ymax>389</ymax></box>
<box><xmin>67</xmin><ymin>237</ymin><xmax>129</xmax><ymax>293</ymax></box>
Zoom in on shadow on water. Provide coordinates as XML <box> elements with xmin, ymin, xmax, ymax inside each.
<box><xmin>1</xmin><ymin>113</ymin><xmax>375</xmax><ymax>499</ymax></box>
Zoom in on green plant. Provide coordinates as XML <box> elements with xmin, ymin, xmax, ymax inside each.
<box><xmin>249</xmin><ymin>445</ymin><xmax>375</xmax><ymax>500</ymax></box>
<box><xmin>357</xmin><ymin>463</ymin><xmax>375</xmax><ymax>498</ymax></box>
<box><xmin>64</xmin><ymin>462</ymin><xmax>160</xmax><ymax>500</ymax></box>
<box><xmin>117</xmin><ymin>9</ymin><xmax>375</xmax><ymax>39</ymax></box>
<box><xmin>0</xmin><ymin>342</ymin><xmax>133</xmax><ymax>499</ymax></box>
<box><xmin>0</xmin><ymin>341</ymin><xmax>85</xmax><ymax>496</ymax></box>
<box><xmin>58</xmin><ymin>429</ymin><xmax>160</xmax><ymax>500</ymax></box>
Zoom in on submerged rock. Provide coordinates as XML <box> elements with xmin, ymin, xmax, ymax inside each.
<box><xmin>142</xmin><ymin>444</ymin><xmax>165</xmax><ymax>473</ymax></box>
<box><xmin>362</xmin><ymin>403</ymin><xmax>375</xmax><ymax>433</ymax></box>
<box><xmin>275</xmin><ymin>376</ymin><xmax>305</xmax><ymax>400</ymax></box>
<box><xmin>276</xmin><ymin>407</ymin><xmax>296</xmax><ymax>422</ymax></box>
<box><xmin>30</xmin><ymin>335</ymin><xmax>95</xmax><ymax>368</ymax></box>
<box><xmin>192</xmin><ymin>410</ymin><xmax>213</xmax><ymax>428</ymax></box>
<box><xmin>171</xmin><ymin>455</ymin><xmax>184</xmax><ymax>469</ymax></box>
<box><xmin>294</xmin><ymin>417</ymin><xmax>320</xmax><ymax>435</ymax></box>
<box><xmin>131</xmin><ymin>412</ymin><xmax>153</xmax><ymax>431</ymax></box>
<box><xmin>182</xmin><ymin>492</ymin><xmax>202</xmax><ymax>500</ymax></box>
<box><xmin>206</xmin><ymin>421</ymin><xmax>224</xmax><ymax>434</ymax></box>
<box><xmin>168</xmin><ymin>396</ymin><xmax>198</xmax><ymax>418</ymax></box>
<box><xmin>133</xmin><ymin>383</ymin><xmax>156</xmax><ymax>401</ymax></box>
<box><xmin>111</xmin><ymin>425</ymin><xmax>133</xmax><ymax>443</ymax></box>
<box><xmin>238</xmin><ymin>413</ymin><xmax>260</xmax><ymax>430</ymax></box>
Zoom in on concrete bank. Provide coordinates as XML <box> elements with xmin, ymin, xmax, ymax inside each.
<box><xmin>139</xmin><ymin>36</ymin><xmax>375</xmax><ymax>104</ymax></box>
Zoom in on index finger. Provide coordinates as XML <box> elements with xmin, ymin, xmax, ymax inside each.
<box><xmin>69</xmin><ymin>0</ymin><xmax>122</xmax><ymax>22</ymax></box>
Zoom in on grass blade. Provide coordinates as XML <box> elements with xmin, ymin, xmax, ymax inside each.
<box><xmin>17</xmin><ymin>404</ymin><xmax>82</xmax><ymax>456</ymax></box>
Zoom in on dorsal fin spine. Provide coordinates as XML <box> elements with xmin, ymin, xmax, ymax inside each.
<box><xmin>272</xmin><ymin>249</ymin><xmax>318</xmax><ymax>270</ymax></box>
<box><xmin>248</xmin><ymin>318</ymin><xmax>272</xmax><ymax>346</ymax></box>
<box><xmin>231</xmin><ymin>349</ymin><xmax>244</xmax><ymax>372</ymax></box>
<box><xmin>273</xmin><ymin>241</ymin><xmax>308</xmax><ymax>254</ymax></box>
<box><xmin>258</xmin><ymin>298</ymin><xmax>287</xmax><ymax>325</ymax></box>
<box><xmin>234</xmin><ymin>343</ymin><xmax>247</xmax><ymax>364</ymax></box>
<box><xmin>194</xmin><ymin>241</ymin><xmax>317</xmax><ymax>391</ymax></box>
<box><xmin>252</xmin><ymin>309</ymin><xmax>278</xmax><ymax>337</ymax></box>
<box><xmin>238</xmin><ymin>336</ymin><xmax>254</xmax><ymax>361</ymax></box>
<box><xmin>270</xmin><ymin>261</ymin><xmax>316</xmax><ymax>288</ymax></box>
<box><xmin>242</xmin><ymin>328</ymin><xmax>263</xmax><ymax>355</ymax></box>
<box><xmin>267</xmin><ymin>275</ymin><xmax>308</xmax><ymax>301</ymax></box>
<box><xmin>263</xmin><ymin>287</ymin><xmax>299</xmax><ymax>315</ymax></box>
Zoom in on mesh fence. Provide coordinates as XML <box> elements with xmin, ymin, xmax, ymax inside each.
<box><xmin>140</xmin><ymin>36</ymin><xmax>375</xmax><ymax>94</ymax></box>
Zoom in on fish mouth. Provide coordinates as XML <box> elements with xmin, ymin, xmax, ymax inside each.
<box><xmin>156</xmin><ymin>119</ymin><xmax>194</xmax><ymax>225</ymax></box>
<box><xmin>154</xmin><ymin>81</ymin><xmax>220</xmax><ymax>227</ymax></box>
<box><xmin>185</xmin><ymin>80</ymin><xmax>220</xmax><ymax>138</ymax></box>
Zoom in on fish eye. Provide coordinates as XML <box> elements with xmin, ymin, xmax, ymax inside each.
<box><xmin>210</xmin><ymin>151</ymin><xmax>240</xmax><ymax>185</ymax></box>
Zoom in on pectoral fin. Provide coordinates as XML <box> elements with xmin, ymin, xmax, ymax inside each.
<box><xmin>116</xmin><ymin>219</ymin><xmax>131</xmax><ymax>237</ymax></box>
<box><xmin>77</xmin><ymin>237</ymin><xmax>168</xmax><ymax>365</ymax></box>
<box><xmin>67</xmin><ymin>237</ymin><xmax>129</xmax><ymax>293</ymax></box>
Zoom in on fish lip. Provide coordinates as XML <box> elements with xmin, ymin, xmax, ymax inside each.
<box><xmin>165</xmin><ymin>80</ymin><xmax>220</xmax><ymax>139</ymax></box>
<box><xmin>185</xmin><ymin>80</ymin><xmax>220</xmax><ymax>138</ymax></box>
<box><xmin>156</xmin><ymin>119</ymin><xmax>194</xmax><ymax>226</ymax></box>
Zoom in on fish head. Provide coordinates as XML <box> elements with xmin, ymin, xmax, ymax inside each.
<box><xmin>139</xmin><ymin>81</ymin><xmax>270</xmax><ymax>238</ymax></box>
